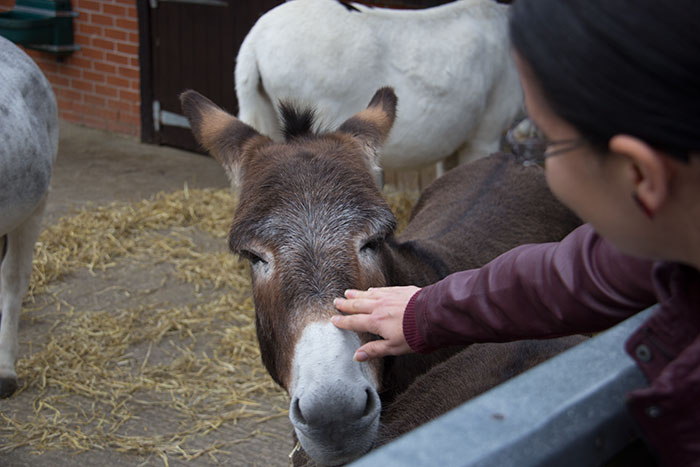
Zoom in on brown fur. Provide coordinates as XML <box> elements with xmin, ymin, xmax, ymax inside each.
<box><xmin>182</xmin><ymin>87</ymin><xmax>398</xmax><ymax>389</ymax></box>
<box><xmin>339</xmin><ymin>87</ymin><xmax>397</xmax><ymax>142</ymax></box>
<box><xmin>181</xmin><ymin>87</ymin><xmax>584</xmax><ymax>465</ymax></box>
<box><xmin>388</xmin><ymin>152</ymin><xmax>581</xmax><ymax>285</ymax></box>
<box><xmin>377</xmin><ymin>336</ymin><xmax>588</xmax><ymax>444</ymax></box>
<box><xmin>180</xmin><ymin>90</ymin><xmax>271</xmax><ymax>183</ymax></box>
<box><xmin>234</xmin><ymin>138</ymin><xmax>394</xmax><ymax>388</ymax></box>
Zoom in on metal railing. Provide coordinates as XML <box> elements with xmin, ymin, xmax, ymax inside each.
<box><xmin>352</xmin><ymin>307</ymin><xmax>655</xmax><ymax>467</ymax></box>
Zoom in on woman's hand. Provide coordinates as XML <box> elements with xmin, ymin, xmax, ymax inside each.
<box><xmin>332</xmin><ymin>286</ymin><xmax>420</xmax><ymax>362</ymax></box>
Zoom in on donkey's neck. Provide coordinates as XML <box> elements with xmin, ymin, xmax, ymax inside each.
<box><xmin>380</xmin><ymin>346</ymin><xmax>465</xmax><ymax>404</ymax></box>
<box><xmin>381</xmin><ymin>237</ymin><xmax>452</xmax><ymax>287</ymax></box>
<box><xmin>375</xmin><ymin>154</ymin><xmax>582</xmax><ymax>402</ymax></box>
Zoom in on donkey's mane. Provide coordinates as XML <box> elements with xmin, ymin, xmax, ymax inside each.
<box><xmin>278</xmin><ymin>102</ymin><xmax>318</xmax><ymax>141</ymax></box>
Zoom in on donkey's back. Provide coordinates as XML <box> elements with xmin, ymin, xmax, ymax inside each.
<box><xmin>0</xmin><ymin>36</ymin><xmax>58</xmax><ymax>397</ymax></box>
<box><xmin>236</xmin><ymin>0</ymin><xmax>521</xmax><ymax>170</ymax></box>
<box><xmin>376</xmin><ymin>154</ymin><xmax>585</xmax><ymax>446</ymax></box>
<box><xmin>0</xmin><ymin>36</ymin><xmax>57</xmax><ymax>232</ymax></box>
<box><xmin>389</xmin><ymin>153</ymin><xmax>581</xmax><ymax>286</ymax></box>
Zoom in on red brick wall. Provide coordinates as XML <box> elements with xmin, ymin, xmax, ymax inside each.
<box><xmin>0</xmin><ymin>0</ymin><xmax>141</xmax><ymax>137</ymax></box>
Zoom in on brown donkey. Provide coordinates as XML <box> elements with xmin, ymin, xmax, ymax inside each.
<box><xmin>181</xmin><ymin>87</ymin><xmax>583</xmax><ymax>466</ymax></box>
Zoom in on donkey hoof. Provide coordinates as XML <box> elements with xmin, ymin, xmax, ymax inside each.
<box><xmin>0</xmin><ymin>376</ymin><xmax>18</xmax><ymax>398</ymax></box>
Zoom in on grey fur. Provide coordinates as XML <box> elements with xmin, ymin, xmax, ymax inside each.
<box><xmin>0</xmin><ymin>36</ymin><xmax>58</xmax><ymax>398</ymax></box>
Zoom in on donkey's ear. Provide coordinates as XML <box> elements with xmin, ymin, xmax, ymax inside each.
<box><xmin>180</xmin><ymin>90</ymin><xmax>270</xmax><ymax>185</ymax></box>
<box><xmin>338</xmin><ymin>87</ymin><xmax>397</xmax><ymax>169</ymax></box>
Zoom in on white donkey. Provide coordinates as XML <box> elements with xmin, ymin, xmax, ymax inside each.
<box><xmin>0</xmin><ymin>36</ymin><xmax>58</xmax><ymax>398</ymax></box>
<box><xmin>235</xmin><ymin>0</ymin><xmax>522</xmax><ymax>172</ymax></box>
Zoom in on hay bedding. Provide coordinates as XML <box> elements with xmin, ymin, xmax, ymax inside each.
<box><xmin>0</xmin><ymin>186</ymin><xmax>417</xmax><ymax>465</ymax></box>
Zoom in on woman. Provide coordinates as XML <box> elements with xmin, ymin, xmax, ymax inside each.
<box><xmin>332</xmin><ymin>0</ymin><xmax>700</xmax><ymax>465</ymax></box>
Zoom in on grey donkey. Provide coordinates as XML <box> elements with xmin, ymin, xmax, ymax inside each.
<box><xmin>0</xmin><ymin>36</ymin><xmax>58</xmax><ymax>398</ymax></box>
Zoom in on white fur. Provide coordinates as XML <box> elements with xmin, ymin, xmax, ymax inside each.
<box><xmin>289</xmin><ymin>321</ymin><xmax>380</xmax><ymax>465</ymax></box>
<box><xmin>0</xmin><ymin>36</ymin><xmax>58</xmax><ymax>396</ymax></box>
<box><xmin>235</xmin><ymin>0</ymin><xmax>523</xmax><ymax>170</ymax></box>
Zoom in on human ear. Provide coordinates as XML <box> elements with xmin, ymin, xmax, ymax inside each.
<box><xmin>609</xmin><ymin>135</ymin><xmax>671</xmax><ymax>216</ymax></box>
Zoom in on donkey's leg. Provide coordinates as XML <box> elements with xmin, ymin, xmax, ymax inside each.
<box><xmin>0</xmin><ymin>196</ymin><xmax>47</xmax><ymax>398</ymax></box>
<box><xmin>456</xmin><ymin>85</ymin><xmax>522</xmax><ymax>167</ymax></box>
<box><xmin>435</xmin><ymin>152</ymin><xmax>460</xmax><ymax>178</ymax></box>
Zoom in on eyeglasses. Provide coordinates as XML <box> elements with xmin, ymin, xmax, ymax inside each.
<box><xmin>506</xmin><ymin>119</ymin><xmax>586</xmax><ymax>163</ymax></box>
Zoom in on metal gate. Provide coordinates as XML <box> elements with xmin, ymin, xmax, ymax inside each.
<box><xmin>139</xmin><ymin>0</ymin><xmax>283</xmax><ymax>152</ymax></box>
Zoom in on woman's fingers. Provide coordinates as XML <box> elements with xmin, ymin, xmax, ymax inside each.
<box><xmin>331</xmin><ymin>313</ymin><xmax>377</xmax><ymax>334</ymax></box>
<box><xmin>331</xmin><ymin>285</ymin><xmax>421</xmax><ymax>360</ymax></box>
<box><xmin>353</xmin><ymin>334</ymin><xmax>413</xmax><ymax>361</ymax></box>
<box><xmin>344</xmin><ymin>287</ymin><xmax>391</xmax><ymax>299</ymax></box>
<box><xmin>354</xmin><ymin>339</ymin><xmax>400</xmax><ymax>362</ymax></box>
<box><xmin>333</xmin><ymin>296</ymin><xmax>375</xmax><ymax>315</ymax></box>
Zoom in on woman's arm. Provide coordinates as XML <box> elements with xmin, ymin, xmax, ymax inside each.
<box><xmin>406</xmin><ymin>224</ymin><xmax>657</xmax><ymax>352</ymax></box>
<box><xmin>334</xmin><ymin>224</ymin><xmax>657</xmax><ymax>360</ymax></box>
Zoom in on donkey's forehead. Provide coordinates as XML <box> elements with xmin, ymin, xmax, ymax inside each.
<box><xmin>249</xmin><ymin>133</ymin><xmax>366</xmax><ymax>170</ymax></box>
<box><xmin>230</xmin><ymin>142</ymin><xmax>395</xmax><ymax>248</ymax></box>
<box><xmin>233</xmin><ymin>197</ymin><xmax>394</xmax><ymax>242</ymax></box>
<box><xmin>232</xmin><ymin>187</ymin><xmax>394</xmax><ymax>241</ymax></box>
<box><xmin>240</xmin><ymin>135</ymin><xmax>379</xmax><ymax>205</ymax></box>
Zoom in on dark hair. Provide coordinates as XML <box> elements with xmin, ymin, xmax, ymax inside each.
<box><xmin>509</xmin><ymin>0</ymin><xmax>700</xmax><ymax>161</ymax></box>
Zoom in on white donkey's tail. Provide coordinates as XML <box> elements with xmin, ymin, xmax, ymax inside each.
<box><xmin>234</xmin><ymin>29</ymin><xmax>281</xmax><ymax>140</ymax></box>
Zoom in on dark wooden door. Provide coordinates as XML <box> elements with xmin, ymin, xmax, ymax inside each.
<box><xmin>142</xmin><ymin>0</ymin><xmax>283</xmax><ymax>152</ymax></box>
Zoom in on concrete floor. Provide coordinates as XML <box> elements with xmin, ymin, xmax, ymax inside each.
<box><xmin>1</xmin><ymin>122</ymin><xmax>293</xmax><ymax>467</ymax></box>
<box><xmin>45</xmin><ymin>121</ymin><xmax>230</xmax><ymax>224</ymax></box>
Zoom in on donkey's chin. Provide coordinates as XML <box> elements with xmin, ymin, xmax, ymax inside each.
<box><xmin>292</xmin><ymin>410</ymin><xmax>380</xmax><ymax>466</ymax></box>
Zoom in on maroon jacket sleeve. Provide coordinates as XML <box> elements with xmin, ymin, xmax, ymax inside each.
<box><xmin>403</xmin><ymin>224</ymin><xmax>657</xmax><ymax>353</ymax></box>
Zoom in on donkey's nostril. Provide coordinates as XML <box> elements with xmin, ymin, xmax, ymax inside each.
<box><xmin>292</xmin><ymin>397</ymin><xmax>307</xmax><ymax>425</ymax></box>
<box><xmin>291</xmin><ymin>386</ymin><xmax>379</xmax><ymax>428</ymax></box>
<box><xmin>362</xmin><ymin>388</ymin><xmax>378</xmax><ymax>418</ymax></box>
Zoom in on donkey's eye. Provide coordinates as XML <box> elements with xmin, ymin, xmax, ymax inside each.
<box><xmin>360</xmin><ymin>237</ymin><xmax>383</xmax><ymax>253</ymax></box>
<box><xmin>240</xmin><ymin>250</ymin><xmax>267</xmax><ymax>266</ymax></box>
